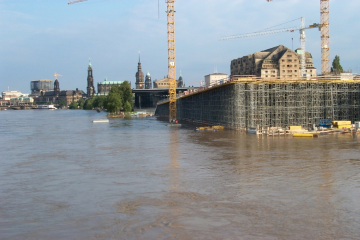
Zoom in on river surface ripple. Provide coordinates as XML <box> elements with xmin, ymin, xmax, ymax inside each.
<box><xmin>1</xmin><ymin>110</ymin><xmax>360</xmax><ymax>239</ymax></box>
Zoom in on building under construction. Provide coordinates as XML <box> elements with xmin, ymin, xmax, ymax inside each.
<box><xmin>155</xmin><ymin>77</ymin><xmax>360</xmax><ymax>130</ymax></box>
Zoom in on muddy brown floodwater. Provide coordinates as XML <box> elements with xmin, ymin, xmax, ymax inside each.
<box><xmin>1</xmin><ymin>110</ymin><xmax>360</xmax><ymax>239</ymax></box>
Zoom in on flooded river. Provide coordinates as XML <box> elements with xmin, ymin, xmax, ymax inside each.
<box><xmin>1</xmin><ymin>110</ymin><xmax>360</xmax><ymax>239</ymax></box>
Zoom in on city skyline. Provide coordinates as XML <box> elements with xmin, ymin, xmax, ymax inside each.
<box><xmin>1</xmin><ymin>0</ymin><xmax>359</xmax><ymax>93</ymax></box>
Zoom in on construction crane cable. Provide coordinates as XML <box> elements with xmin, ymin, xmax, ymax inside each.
<box><xmin>254</xmin><ymin>17</ymin><xmax>301</xmax><ymax>33</ymax></box>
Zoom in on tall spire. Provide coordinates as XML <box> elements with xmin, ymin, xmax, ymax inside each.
<box><xmin>138</xmin><ymin>51</ymin><xmax>140</xmax><ymax>63</ymax></box>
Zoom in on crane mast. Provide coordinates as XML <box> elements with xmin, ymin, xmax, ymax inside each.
<box><xmin>166</xmin><ymin>0</ymin><xmax>176</xmax><ymax>121</ymax></box>
<box><xmin>320</xmin><ymin>0</ymin><xmax>330</xmax><ymax>75</ymax></box>
<box><xmin>268</xmin><ymin>0</ymin><xmax>331</xmax><ymax>75</ymax></box>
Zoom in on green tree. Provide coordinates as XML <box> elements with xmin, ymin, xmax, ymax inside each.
<box><xmin>106</xmin><ymin>92</ymin><xmax>122</xmax><ymax>113</ymax></box>
<box><xmin>124</xmin><ymin>101</ymin><xmax>132</xmax><ymax>112</ymax></box>
<box><xmin>105</xmin><ymin>86</ymin><xmax>123</xmax><ymax>113</ymax></box>
<box><xmin>93</xmin><ymin>95</ymin><xmax>106</xmax><ymax>109</ymax></box>
<box><xmin>69</xmin><ymin>101</ymin><xmax>78</xmax><ymax>109</ymax></box>
<box><xmin>59</xmin><ymin>99</ymin><xmax>67</xmax><ymax>108</ymax></box>
<box><xmin>78</xmin><ymin>98</ymin><xmax>85</xmax><ymax>109</ymax></box>
<box><xmin>331</xmin><ymin>55</ymin><xmax>343</xmax><ymax>74</ymax></box>
<box><xmin>120</xmin><ymin>81</ymin><xmax>133</xmax><ymax>108</ymax></box>
<box><xmin>84</xmin><ymin>97</ymin><xmax>94</xmax><ymax>110</ymax></box>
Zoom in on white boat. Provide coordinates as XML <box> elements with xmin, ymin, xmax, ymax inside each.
<box><xmin>37</xmin><ymin>105</ymin><xmax>57</xmax><ymax>110</ymax></box>
<box><xmin>93</xmin><ymin>119</ymin><xmax>109</xmax><ymax>123</ymax></box>
<box><xmin>247</xmin><ymin>127</ymin><xmax>262</xmax><ymax>135</ymax></box>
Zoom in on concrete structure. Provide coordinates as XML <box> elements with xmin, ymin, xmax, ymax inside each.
<box><xmin>87</xmin><ymin>60</ymin><xmax>95</xmax><ymax>97</ymax></box>
<box><xmin>231</xmin><ymin>45</ymin><xmax>316</xmax><ymax>79</ymax></box>
<box><xmin>205</xmin><ymin>73</ymin><xmax>228</xmax><ymax>87</ymax></box>
<box><xmin>30</xmin><ymin>80</ymin><xmax>53</xmax><ymax>95</ymax></box>
<box><xmin>97</xmin><ymin>78</ymin><xmax>125</xmax><ymax>95</ymax></box>
<box><xmin>133</xmin><ymin>87</ymin><xmax>188</xmax><ymax>109</ymax></box>
<box><xmin>2</xmin><ymin>90</ymin><xmax>23</xmax><ymax>101</ymax></box>
<box><xmin>156</xmin><ymin>78</ymin><xmax>360</xmax><ymax>130</ymax></box>
<box><xmin>10</xmin><ymin>97</ymin><xmax>34</xmax><ymax>105</ymax></box>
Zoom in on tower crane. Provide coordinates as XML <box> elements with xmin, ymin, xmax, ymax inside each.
<box><xmin>54</xmin><ymin>72</ymin><xmax>62</xmax><ymax>80</ymax></box>
<box><xmin>267</xmin><ymin>0</ymin><xmax>330</xmax><ymax>75</ymax></box>
<box><xmin>68</xmin><ymin>0</ymin><xmax>178</xmax><ymax>122</ymax></box>
<box><xmin>220</xmin><ymin>18</ymin><xmax>320</xmax><ymax>78</ymax></box>
<box><xmin>68</xmin><ymin>0</ymin><xmax>87</xmax><ymax>4</ymax></box>
<box><xmin>166</xmin><ymin>0</ymin><xmax>177</xmax><ymax>122</ymax></box>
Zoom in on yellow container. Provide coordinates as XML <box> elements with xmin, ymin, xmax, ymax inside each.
<box><xmin>332</xmin><ymin>121</ymin><xmax>351</xmax><ymax>126</ymax></box>
<box><xmin>212</xmin><ymin>126</ymin><xmax>225</xmax><ymax>130</ymax></box>
<box><xmin>293</xmin><ymin>133</ymin><xmax>315</xmax><ymax>137</ymax></box>
<box><xmin>289</xmin><ymin>126</ymin><xmax>302</xmax><ymax>130</ymax></box>
<box><xmin>337</xmin><ymin>125</ymin><xmax>352</xmax><ymax>129</ymax></box>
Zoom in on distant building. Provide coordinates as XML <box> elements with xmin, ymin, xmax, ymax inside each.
<box><xmin>135</xmin><ymin>55</ymin><xmax>145</xmax><ymax>89</ymax></box>
<box><xmin>205</xmin><ymin>73</ymin><xmax>228</xmax><ymax>87</ymax></box>
<box><xmin>97</xmin><ymin>78</ymin><xmax>125</xmax><ymax>95</ymax></box>
<box><xmin>87</xmin><ymin>59</ymin><xmax>95</xmax><ymax>97</ymax></box>
<box><xmin>2</xmin><ymin>90</ymin><xmax>23</xmax><ymax>101</ymax></box>
<box><xmin>153</xmin><ymin>74</ymin><xmax>185</xmax><ymax>89</ymax></box>
<box><xmin>30</xmin><ymin>80</ymin><xmax>53</xmax><ymax>95</ymax></box>
<box><xmin>10</xmin><ymin>97</ymin><xmax>34</xmax><ymax>105</ymax></box>
<box><xmin>230</xmin><ymin>45</ymin><xmax>317</xmax><ymax>79</ymax></box>
<box><xmin>145</xmin><ymin>71</ymin><xmax>152</xmax><ymax>89</ymax></box>
<box><xmin>37</xmin><ymin>77</ymin><xmax>85</xmax><ymax>105</ymax></box>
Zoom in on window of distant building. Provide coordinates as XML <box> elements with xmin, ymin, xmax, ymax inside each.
<box><xmin>287</xmin><ymin>55</ymin><xmax>292</xmax><ymax>57</ymax></box>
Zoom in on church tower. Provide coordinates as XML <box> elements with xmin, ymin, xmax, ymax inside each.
<box><xmin>87</xmin><ymin>59</ymin><xmax>95</xmax><ymax>97</ymax></box>
<box><xmin>145</xmin><ymin>71</ymin><xmax>152</xmax><ymax>89</ymax></box>
<box><xmin>135</xmin><ymin>53</ymin><xmax>144</xmax><ymax>89</ymax></box>
<box><xmin>177</xmin><ymin>71</ymin><xmax>184</xmax><ymax>87</ymax></box>
<box><xmin>54</xmin><ymin>78</ymin><xmax>60</xmax><ymax>96</ymax></box>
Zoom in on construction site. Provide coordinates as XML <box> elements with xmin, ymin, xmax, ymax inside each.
<box><xmin>155</xmin><ymin>77</ymin><xmax>360</xmax><ymax>131</ymax></box>
<box><xmin>154</xmin><ymin>0</ymin><xmax>360</xmax><ymax>132</ymax></box>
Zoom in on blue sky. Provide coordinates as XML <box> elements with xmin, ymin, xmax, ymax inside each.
<box><xmin>1</xmin><ymin>0</ymin><xmax>359</xmax><ymax>93</ymax></box>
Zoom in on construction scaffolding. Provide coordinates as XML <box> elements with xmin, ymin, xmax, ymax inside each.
<box><xmin>155</xmin><ymin>78</ymin><xmax>360</xmax><ymax>130</ymax></box>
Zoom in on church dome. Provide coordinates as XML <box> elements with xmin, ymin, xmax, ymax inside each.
<box><xmin>146</xmin><ymin>71</ymin><xmax>151</xmax><ymax>77</ymax></box>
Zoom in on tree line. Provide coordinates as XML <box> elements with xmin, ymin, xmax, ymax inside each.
<box><xmin>67</xmin><ymin>81</ymin><xmax>133</xmax><ymax>113</ymax></box>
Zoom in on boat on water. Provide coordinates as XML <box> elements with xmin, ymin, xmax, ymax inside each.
<box><xmin>36</xmin><ymin>105</ymin><xmax>57</xmax><ymax>110</ymax></box>
<box><xmin>93</xmin><ymin>119</ymin><xmax>109</xmax><ymax>123</ymax></box>
<box><xmin>247</xmin><ymin>127</ymin><xmax>262</xmax><ymax>135</ymax></box>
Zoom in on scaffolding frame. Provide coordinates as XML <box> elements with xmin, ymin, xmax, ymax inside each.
<box><xmin>156</xmin><ymin>79</ymin><xmax>360</xmax><ymax>130</ymax></box>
